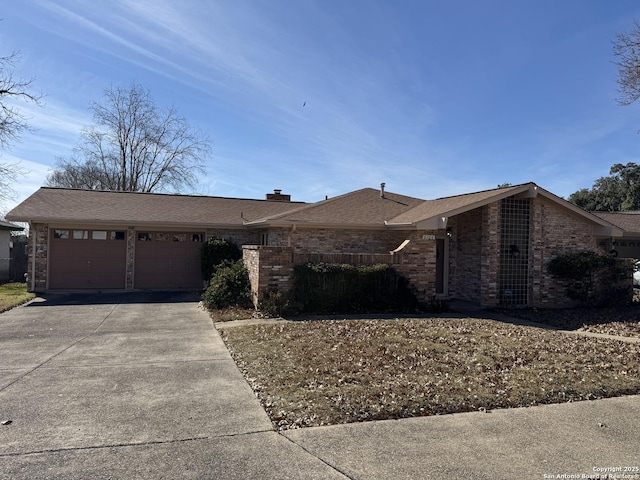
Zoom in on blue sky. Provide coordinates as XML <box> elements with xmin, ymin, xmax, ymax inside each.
<box><xmin>2</xmin><ymin>0</ymin><xmax>640</xmax><ymax>212</ymax></box>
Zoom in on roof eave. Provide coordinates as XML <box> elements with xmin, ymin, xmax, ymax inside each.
<box><xmin>247</xmin><ymin>220</ymin><xmax>392</xmax><ymax>230</ymax></box>
<box><xmin>13</xmin><ymin>217</ymin><xmax>247</xmax><ymax>229</ymax></box>
<box><xmin>387</xmin><ymin>183</ymin><xmax>535</xmax><ymax>226</ymax></box>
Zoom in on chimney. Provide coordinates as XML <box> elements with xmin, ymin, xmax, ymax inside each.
<box><xmin>266</xmin><ymin>189</ymin><xmax>291</xmax><ymax>202</ymax></box>
<box><xmin>380</xmin><ymin>182</ymin><xmax>386</xmax><ymax>198</ymax></box>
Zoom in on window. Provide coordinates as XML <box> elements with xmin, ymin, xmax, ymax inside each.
<box><xmin>111</xmin><ymin>231</ymin><xmax>126</xmax><ymax>240</ymax></box>
<box><xmin>261</xmin><ymin>233</ymin><xmax>269</xmax><ymax>246</ymax></box>
<box><xmin>138</xmin><ymin>233</ymin><xmax>152</xmax><ymax>242</ymax></box>
<box><xmin>156</xmin><ymin>233</ymin><xmax>171</xmax><ymax>241</ymax></box>
<box><xmin>172</xmin><ymin>234</ymin><xmax>187</xmax><ymax>242</ymax></box>
<box><xmin>73</xmin><ymin>230</ymin><xmax>89</xmax><ymax>240</ymax></box>
<box><xmin>53</xmin><ymin>229</ymin><xmax>69</xmax><ymax>239</ymax></box>
<box><xmin>92</xmin><ymin>230</ymin><xmax>107</xmax><ymax>240</ymax></box>
<box><xmin>191</xmin><ymin>233</ymin><xmax>203</xmax><ymax>242</ymax></box>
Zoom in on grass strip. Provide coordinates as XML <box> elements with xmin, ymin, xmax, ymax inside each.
<box><xmin>0</xmin><ymin>282</ymin><xmax>35</xmax><ymax>313</ymax></box>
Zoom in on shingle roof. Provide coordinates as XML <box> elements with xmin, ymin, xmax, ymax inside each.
<box><xmin>244</xmin><ymin>188</ymin><xmax>425</xmax><ymax>227</ymax></box>
<box><xmin>385</xmin><ymin>182</ymin><xmax>621</xmax><ymax>235</ymax></box>
<box><xmin>388</xmin><ymin>184</ymin><xmax>529</xmax><ymax>225</ymax></box>
<box><xmin>6</xmin><ymin>184</ymin><xmax>622</xmax><ymax>236</ymax></box>
<box><xmin>591</xmin><ymin>211</ymin><xmax>640</xmax><ymax>234</ymax></box>
<box><xmin>5</xmin><ymin>188</ymin><xmax>306</xmax><ymax>227</ymax></box>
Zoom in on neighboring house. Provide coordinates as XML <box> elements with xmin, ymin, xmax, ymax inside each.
<box><xmin>0</xmin><ymin>220</ymin><xmax>25</xmax><ymax>283</ymax></box>
<box><xmin>6</xmin><ymin>183</ymin><xmax>622</xmax><ymax>307</ymax></box>
<box><xmin>591</xmin><ymin>211</ymin><xmax>640</xmax><ymax>259</ymax></box>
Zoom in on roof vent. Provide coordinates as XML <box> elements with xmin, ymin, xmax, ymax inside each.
<box><xmin>380</xmin><ymin>182</ymin><xmax>386</xmax><ymax>198</ymax></box>
<box><xmin>266</xmin><ymin>189</ymin><xmax>291</xmax><ymax>202</ymax></box>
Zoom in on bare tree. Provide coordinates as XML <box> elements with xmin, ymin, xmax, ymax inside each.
<box><xmin>0</xmin><ymin>161</ymin><xmax>21</xmax><ymax>204</ymax></box>
<box><xmin>613</xmin><ymin>20</ymin><xmax>640</xmax><ymax>106</ymax></box>
<box><xmin>1</xmin><ymin>52</ymin><xmax>40</xmax><ymax>149</ymax></box>
<box><xmin>1</xmin><ymin>52</ymin><xmax>40</xmax><ymax>203</ymax></box>
<box><xmin>47</xmin><ymin>83</ymin><xmax>210</xmax><ymax>192</ymax></box>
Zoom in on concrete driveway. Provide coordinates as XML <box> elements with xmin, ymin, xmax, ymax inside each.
<box><xmin>2</xmin><ymin>293</ymin><xmax>639</xmax><ymax>479</ymax></box>
<box><xmin>0</xmin><ymin>293</ymin><xmax>344</xmax><ymax>479</ymax></box>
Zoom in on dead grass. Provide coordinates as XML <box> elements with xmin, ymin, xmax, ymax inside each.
<box><xmin>0</xmin><ymin>282</ymin><xmax>35</xmax><ymax>313</ymax></box>
<box><xmin>219</xmin><ymin>317</ymin><xmax>640</xmax><ymax>430</ymax></box>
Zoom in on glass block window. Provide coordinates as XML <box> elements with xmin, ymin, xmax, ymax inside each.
<box><xmin>499</xmin><ymin>198</ymin><xmax>530</xmax><ymax>306</ymax></box>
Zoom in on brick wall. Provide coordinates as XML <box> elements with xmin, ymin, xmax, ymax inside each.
<box><xmin>126</xmin><ymin>227</ymin><xmax>135</xmax><ymax>290</ymax></box>
<box><xmin>449</xmin><ymin>209</ymin><xmax>482</xmax><ymax>303</ymax></box>
<box><xmin>481</xmin><ymin>201</ymin><xmax>500</xmax><ymax>306</ymax></box>
<box><xmin>28</xmin><ymin>222</ymin><xmax>48</xmax><ymax>292</ymax></box>
<box><xmin>446</xmin><ymin>203</ymin><xmax>501</xmax><ymax>307</ymax></box>
<box><xmin>530</xmin><ymin>197</ymin><xmax>601</xmax><ymax>307</ymax></box>
<box><xmin>243</xmin><ymin>246</ymin><xmax>260</xmax><ymax>305</ymax></box>
<box><xmin>243</xmin><ymin>245</ymin><xmax>295</xmax><ymax>306</ymax></box>
<box><xmin>244</xmin><ymin>229</ymin><xmax>441</xmax><ymax>307</ymax></box>
<box><xmin>391</xmin><ymin>231</ymin><xmax>438</xmax><ymax>301</ymax></box>
<box><xmin>267</xmin><ymin>227</ymin><xmax>409</xmax><ymax>254</ymax></box>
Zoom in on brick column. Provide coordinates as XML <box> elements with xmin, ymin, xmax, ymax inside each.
<box><xmin>530</xmin><ymin>199</ymin><xmax>544</xmax><ymax>306</ymax></box>
<box><xmin>29</xmin><ymin>222</ymin><xmax>48</xmax><ymax>293</ymax></box>
<box><xmin>243</xmin><ymin>245</ymin><xmax>294</xmax><ymax>307</ymax></box>
<box><xmin>481</xmin><ymin>203</ymin><xmax>500</xmax><ymax>306</ymax></box>
<box><xmin>126</xmin><ymin>227</ymin><xmax>135</xmax><ymax>290</ymax></box>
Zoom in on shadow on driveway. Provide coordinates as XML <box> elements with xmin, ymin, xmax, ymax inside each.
<box><xmin>25</xmin><ymin>291</ymin><xmax>202</xmax><ymax>307</ymax></box>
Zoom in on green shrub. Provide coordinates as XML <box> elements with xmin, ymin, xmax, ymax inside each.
<box><xmin>291</xmin><ymin>262</ymin><xmax>420</xmax><ymax>314</ymax></box>
<box><xmin>548</xmin><ymin>251</ymin><xmax>631</xmax><ymax>306</ymax></box>
<box><xmin>201</xmin><ymin>260</ymin><xmax>253</xmax><ymax>310</ymax></box>
<box><xmin>201</xmin><ymin>237</ymin><xmax>242</xmax><ymax>280</ymax></box>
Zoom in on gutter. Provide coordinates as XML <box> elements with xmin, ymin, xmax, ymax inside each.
<box><xmin>384</xmin><ymin>221</ymin><xmax>413</xmax><ymax>226</ymax></box>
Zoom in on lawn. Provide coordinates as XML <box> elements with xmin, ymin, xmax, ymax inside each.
<box><xmin>0</xmin><ymin>282</ymin><xmax>35</xmax><ymax>313</ymax></box>
<box><xmin>218</xmin><ymin>316</ymin><xmax>640</xmax><ymax>430</ymax></box>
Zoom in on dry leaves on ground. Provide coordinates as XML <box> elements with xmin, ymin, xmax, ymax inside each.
<box><xmin>219</xmin><ymin>317</ymin><xmax>640</xmax><ymax>430</ymax></box>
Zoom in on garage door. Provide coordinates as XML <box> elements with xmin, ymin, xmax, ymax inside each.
<box><xmin>49</xmin><ymin>228</ymin><xmax>127</xmax><ymax>289</ymax></box>
<box><xmin>134</xmin><ymin>231</ymin><xmax>204</xmax><ymax>290</ymax></box>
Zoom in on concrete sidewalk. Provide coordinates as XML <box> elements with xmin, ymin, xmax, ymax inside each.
<box><xmin>1</xmin><ymin>293</ymin><xmax>638</xmax><ymax>479</ymax></box>
<box><xmin>284</xmin><ymin>395</ymin><xmax>640</xmax><ymax>479</ymax></box>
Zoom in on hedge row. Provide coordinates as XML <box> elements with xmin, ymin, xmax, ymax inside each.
<box><xmin>290</xmin><ymin>262</ymin><xmax>420</xmax><ymax>314</ymax></box>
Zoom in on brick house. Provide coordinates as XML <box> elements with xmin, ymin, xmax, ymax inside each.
<box><xmin>591</xmin><ymin>211</ymin><xmax>640</xmax><ymax>259</ymax></box>
<box><xmin>6</xmin><ymin>182</ymin><xmax>622</xmax><ymax>307</ymax></box>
